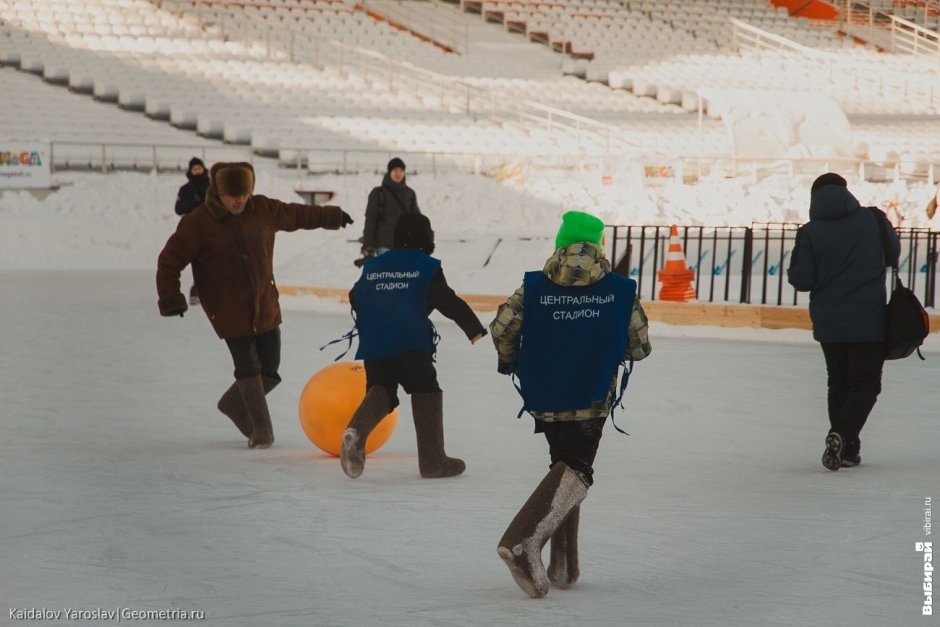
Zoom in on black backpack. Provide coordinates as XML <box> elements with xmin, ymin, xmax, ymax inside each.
<box><xmin>870</xmin><ymin>207</ymin><xmax>929</xmax><ymax>360</ymax></box>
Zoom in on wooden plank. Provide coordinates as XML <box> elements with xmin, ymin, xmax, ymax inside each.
<box><xmin>278</xmin><ymin>284</ymin><xmax>939</xmax><ymax>334</ymax></box>
<box><xmin>759</xmin><ymin>306</ymin><xmax>811</xmax><ymax>330</ymax></box>
<box><xmin>644</xmin><ymin>301</ymin><xmax>761</xmax><ymax>328</ymax></box>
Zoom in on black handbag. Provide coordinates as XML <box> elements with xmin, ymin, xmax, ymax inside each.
<box><xmin>870</xmin><ymin>208</ymin><xmax>929</xmax><ymax>360</ymax></box>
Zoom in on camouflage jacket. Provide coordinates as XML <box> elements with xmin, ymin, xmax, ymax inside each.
<box><xmin>489</xmin><ymin>242</ymin><xmax>652</xmax><ymax>422</ymax></box>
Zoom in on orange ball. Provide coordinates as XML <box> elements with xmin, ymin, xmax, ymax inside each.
<box><xmin>298</xmin><ymin>361</ymin><xmax>398</xmax><ymax>457</ymax></box>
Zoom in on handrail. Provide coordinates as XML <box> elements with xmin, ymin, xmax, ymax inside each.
<box><xmin>45</xmin><ymin>140</ymin><xmax>254</xmax><ymax>173</ymax></box>
<box><xmin>312</xmin><ymin>38</ymin><xmax>629</xmax><ymax>152</ymax></box>
<box><xmin>729</xmin><ymin>17</ymin><xmax>827</xmax><ymax>59</ymax></box>
<box><xmin>729</xmin><ymin>18</ymin><xmax>937</xmax><ymax>108</ymax></box>
<box><xmin>889</xmin><ymin>14</ymin><xmax>940</xmax><ymax>55</ymax></box>
<box><xmin>834</xmin><ymin>0</ymin><xmax>940</xmax><ymax>56</ymax></box>
<box><xmin>159</xmin><ymin>0</ymin><xmax>633</xmax><ymax>154</ymax></box>
<box><xmin>358</xmin><ymin>0</ymin><xmax>469</xmax><ymax>54</ymax></box>
<box><xmin>41</xmin><ymin>139</ymin><xmax>940</xmax><ymax>186</ymax></box>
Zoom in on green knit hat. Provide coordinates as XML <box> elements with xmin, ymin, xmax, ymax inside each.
<box><xmin>554</xmin><ymin>210</ymin><xmax>604</xmax><ymax>250</ymax></box>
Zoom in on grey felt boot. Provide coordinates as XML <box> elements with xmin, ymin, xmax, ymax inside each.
<box><xmin>547</xmin><ymin>505</ymin><xmax>580</xmax><ymax>588</ymax></box>
<box><xmin>235</xmin><ymin>376</ymin><xmax>274</xmax><ymax>449</ymax></box>
<box><xmin>497</xmin><ymin>463</ymin><xmax>588</xmax><ymax>598</ymax></box>
<box><xmin>218</xmin><ymin>376</ymin><xmax>279</xmax><ymax>439</ymax></box>
<box><xmin>411</xmin><ymin>391</ymin><xmax>465</xmax><ymax>478</ymax></box>
<box><xmin>341</xmin><ymin>386</ymin><xmax>392</xmax><ymax>478</ymax></box>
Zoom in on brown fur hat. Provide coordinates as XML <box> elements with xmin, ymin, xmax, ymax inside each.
<box><xmin>211</xmin><ymin>162</ymin><xmax>255</xmax><ymax>197</ymax></box>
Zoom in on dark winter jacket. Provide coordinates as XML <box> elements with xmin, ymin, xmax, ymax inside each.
<box><xmin>489</xmin><ymin>242</ymin><xmax>652</xmax><ymax>422</ymax></box>
<box><xmin>361</xmin><ymin>173</ymin><xmax>420</xmax><ymax>250</ymax></box>
<box><xmin>157</xmin><ymin>163</ymin><xmax>345</xmax><ymax>339</ymax></box>
<box><xmin>349</xmin><ymin>265</ymin><xmax>486</xmax><ymax>346</ymax></box>
<box><xmin>787</xmin><ymin>184</ymin><xmax>900</xmax><ymax>343</ymax></box>
<box><xmin>175</xmin><ymin>170</ymin><xmax>210</xmax><ymax>216</ymax></box>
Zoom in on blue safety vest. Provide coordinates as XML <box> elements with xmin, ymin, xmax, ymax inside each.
<box><xmin>517</xmin><ymin>271</ymin><xmax>636</xmax><ymax>413</ymax></box>
<box><xmin>350</xmin><ymin>249</ymin><xmax>440</xmax><ymax>360</ymax></box>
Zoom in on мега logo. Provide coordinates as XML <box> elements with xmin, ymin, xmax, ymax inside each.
<box><xmin>915</xmin><ymin>541</ymin><xmax>933</xmax><ymax>615</ymax></box>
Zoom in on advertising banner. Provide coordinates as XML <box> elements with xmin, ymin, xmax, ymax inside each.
<box><xmin>0</xmin><ymin>144</ymin><xmax>51</xmax><ymax>189</ymax></box>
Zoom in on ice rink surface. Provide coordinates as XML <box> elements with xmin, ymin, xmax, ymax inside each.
<box><xmin>2</xmin><ymin>271</ymin><xmax>937</xmax><ymax>626</ymax></box>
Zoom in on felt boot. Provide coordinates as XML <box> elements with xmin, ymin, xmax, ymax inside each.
<box><xmin>547</xmin><ymin>505</ymin><xmax>580</xmax><ymax>588</ymax></box>
<box><xmin>236</xmin><ymin>376</ymin><xmax>274</xmax><ymax>449</ymax></box>
<box><xmin>497</xmin><ymin>463</ymin><xmax>588</xmax><ymax>598</ymax></box>
<box><xmin>218</xmin><ymin>376</ymin><xmax>279</xmax><ymax>439</ymax></box>
<box><xmin>341</xmin><ymin>386</ymin><xmax>392</xmax><ymax>478</ymax></box>
<box><xmin>411</xmin><ymin>392</ymin><xmax>465</xmax><ymax>478</ymax></box>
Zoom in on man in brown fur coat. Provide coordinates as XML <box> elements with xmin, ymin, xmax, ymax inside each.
<box><xmin>156</xmin><ymin>162</ymin><xmax>353</xmax><ymax>448</ymax></box>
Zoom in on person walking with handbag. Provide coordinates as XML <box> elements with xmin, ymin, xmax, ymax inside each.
<box><xmin>787</xmin><ymin>173</ymin><xmax>900</xmax><ymax>470</ymax></box>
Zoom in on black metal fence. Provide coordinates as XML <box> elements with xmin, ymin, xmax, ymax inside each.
<box><xmin>607</xmin><ymin>223</ymin><xmax>939</xmax><ymax>308</ymax></box>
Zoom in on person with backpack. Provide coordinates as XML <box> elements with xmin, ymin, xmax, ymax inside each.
<box><xmin>488</xmin><ymin>210</ymin><xmax>652</xmax><ymax>598</ymax></box>
<box><xmin>174</xmin><ymin>157</ymin><xmax>210</xmax><ymax>304</ymax></box>
<box><xmin>175</xmin><ymin>157</ymin><xmax>210</xmax><ymax>217</ymax></box>
<box><xmin>341</xmin><ymin>213</ymin><xmax>486</xmax><ymax>479</ymax></box>
<box><xmin>358</xmin><ymin>157</ymin><xmax>420</xmax><ymax>263</ymax></box>
<box><xmin>787</xmin><ymin>173</ymin><xmax>900</xmax><ymax>471</ymax></box>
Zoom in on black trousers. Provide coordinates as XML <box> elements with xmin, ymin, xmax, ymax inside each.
<box><xmin>224</xmin><ymin>327</ymin><xmax>281</xmax><ymax>382</ymax></box>
<box><xmin>364</xmin><ymin>351</ymin><xmax>441</xmax><ymax>409</ymax></box>
<box><xmin>820</xmin><ymin>341</ymin><xmax>884</xmax><ymax>457</ymax></box>
<box><xmin>541</xmin><ymin>417</ymin><xmax>606</xmax><ymax>486</ymax></box>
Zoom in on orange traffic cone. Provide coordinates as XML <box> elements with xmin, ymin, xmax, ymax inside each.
<box><xmin>658</xmin><ymin>225</ymin><xmax>696</xmax><ymax>302</ymax></box>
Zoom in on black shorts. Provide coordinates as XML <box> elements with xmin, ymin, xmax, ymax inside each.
<box><xmin>364</xmin><ymin>351</ymin><xmax>441</xmax><ymax>409</ymax></box>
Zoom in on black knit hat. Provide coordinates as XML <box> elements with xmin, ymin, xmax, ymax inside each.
<box><xmin>188</xmin><ymin>157</ymin><xmax>206</xmax><ymax>173</ymax></box>
<box><xmin>811</xmin><ymin>172</ymin><xmax>847</xmax><ymax>194</ymax></box>
<box><xmin>387</xmin><ymin>157</ymin><xmax>406</xmax><ymax>172</ymax></box>
<box><xmin>393</xmin><ymin>213</ymin><xmax>434</xmax><ymax>255</ymax></box>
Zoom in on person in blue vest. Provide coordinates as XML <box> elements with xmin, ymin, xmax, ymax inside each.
<box><xmin>342</xmin><ymin>213</ymin><xmax>486</xmax><ymax>479</ymax></box>
<box><xmin>489</xmin><ymin>210</ymin><xmax>652</xmax><ymax>598</ymax></box>
<box><xmin>787</xmin><ymin>172</ymin><xmax>899</xmax><ymax>471</ymax></box>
